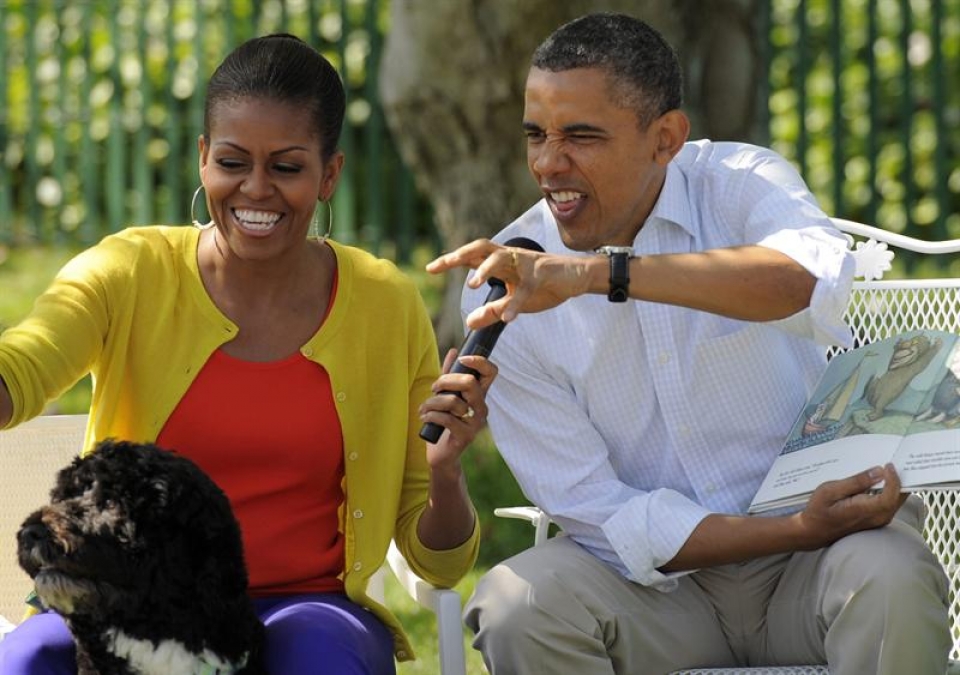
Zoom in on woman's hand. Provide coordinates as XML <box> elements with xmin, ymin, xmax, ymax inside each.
<box><xmin>415</xmin><ymin>349</ymin><xmax>497</xmax><ymax>550</ymax></box>
<box><xmin>419</xmin><ymin>349</ymin><xmax>498</xmax><ymax>472</ymax></box>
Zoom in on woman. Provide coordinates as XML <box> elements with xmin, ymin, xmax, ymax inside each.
<box><xmin>0</xmin><ymin>34</ymin><xmax>489</xmax><ymax>674</ymax></box>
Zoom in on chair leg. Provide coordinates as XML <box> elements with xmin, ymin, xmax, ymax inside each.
<box><xmin>434</xmin><ymin>589</ymin><xmax>467</xmax><ymax>675</ymax></box>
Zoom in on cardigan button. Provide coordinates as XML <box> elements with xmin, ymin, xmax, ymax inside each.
<box><xmin>353</xmin><ymin>509</ymin><xmax>364</xmax><ymax>519</ymax></box>
<box><xmin>353</xmin><ymin>562</ymin><xmax>363</xmax><ymax>571</ymax></box>
<box><xmin>348</xmin><ymin>452</ymin><xmax>359</xmax><ymax>461</ymax></box>
<box><xmin>336</xmin><ymin>392</ymin><xmax>347</xmax><ymax>402</ymax></box>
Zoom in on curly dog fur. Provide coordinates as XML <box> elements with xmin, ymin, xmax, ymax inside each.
<box><xmin>17</xmin><ymin>439</ymin><xmax>265</xmax><ymax>674</ymax></box>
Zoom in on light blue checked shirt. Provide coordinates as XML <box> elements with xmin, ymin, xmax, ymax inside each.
<box><xmin>463</xmin><ymin>140</ymin><xmax>855</xmax><ymax>591</ymax></box>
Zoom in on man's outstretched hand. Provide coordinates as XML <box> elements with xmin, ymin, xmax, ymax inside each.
<box><xmin>427</xmin><ymin>239</ymin><xmax>593</xmax><ymax>329</ymax></box>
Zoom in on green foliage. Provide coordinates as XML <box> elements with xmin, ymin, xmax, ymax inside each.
<box><xmin>768</xmin><ymin>0</ymin><xmax>959</xmax><ymax>244</ymax></box>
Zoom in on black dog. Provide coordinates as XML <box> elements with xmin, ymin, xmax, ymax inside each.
<box><xmin>17</xmin><ymin>439</ymin><xmax>265</xmax><ymax>674</ymax></box>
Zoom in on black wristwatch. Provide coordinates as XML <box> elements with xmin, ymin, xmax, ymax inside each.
<box><xmin>594</xmin><ymin>246</ymin><xmax>634</xmax><ymax>302</ymax></box>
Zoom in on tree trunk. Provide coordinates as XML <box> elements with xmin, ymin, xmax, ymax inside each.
<box><xmin>380</xmin><ymin>0</ymin><xmax>764</xmax><ymax>350</ymax></box>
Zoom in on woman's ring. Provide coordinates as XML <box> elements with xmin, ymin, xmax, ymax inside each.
<box><xmin>461</xmin><ymin>406</ymin><xmax>476</xmax><ymax>420</ymax></box>
<box><xmin>509</xmin><ymin>249</ymin><xmax>519</xmax><ymax>269</ymax></box>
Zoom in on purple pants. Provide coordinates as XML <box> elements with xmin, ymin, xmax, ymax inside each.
<box><xmin>0</xmin><ymin>593</ymin><xmax>396</xmax><ymax>674</ymax></box>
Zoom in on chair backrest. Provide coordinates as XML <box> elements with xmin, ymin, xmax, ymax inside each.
<box><xmin>832</xmin><ymin>218</ymin><xmax>960</xmax><ymax>661</ymax></box>
<box><xmin>0</xmin><ymin>414</ymin><xmax>87</xmax><ymax>622</ymax></box>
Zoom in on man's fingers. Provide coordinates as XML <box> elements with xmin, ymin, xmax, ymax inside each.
<box><xmin>466</xmin><ymin>299</ymin><xmax>509</xmax><ymax>330</ymax></box>
<box><xmin>426</xmin><ymin>239</ymin><xmax>497</xmax><ymax>274</ymax></box>
<box><xmin>821</xmin><ymin>465</ymin><xmax>886</xmax><ymax>501</ymax></box>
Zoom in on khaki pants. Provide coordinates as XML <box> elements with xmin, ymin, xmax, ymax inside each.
<box><xmin>464</xmin><ymin>497</ymin><xmax>950</xmax><ymax>675</ymax></box>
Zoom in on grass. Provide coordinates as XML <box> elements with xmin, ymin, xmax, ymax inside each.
<box><xmin>0</xmin><ymin>242</ymin><xmax>537</xmax><ymax>673</ymax></box>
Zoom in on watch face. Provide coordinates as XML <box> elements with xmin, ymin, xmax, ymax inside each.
<box><xmin>595</xmin><ymin>246</ymin><xmax>634</xmax><ymax>255</ymax></box>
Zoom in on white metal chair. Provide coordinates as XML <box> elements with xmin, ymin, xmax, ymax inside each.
<box><xmin>495</xmin><ymin>218</ymin><xmax>960</xmax><ymax>675</ymax></box>
<box><xmin>0</xmin><ymin>414</ymin><xmax>466</xmax><ymax>675</ymax></box>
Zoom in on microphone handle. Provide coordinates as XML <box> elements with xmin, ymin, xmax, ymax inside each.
<box><xmin>419</xmin><ymin>323</ymin><xmax>506</xmax><ymax>443</ymax></box>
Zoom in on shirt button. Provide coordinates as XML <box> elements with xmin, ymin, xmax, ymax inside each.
<box><xmin>658</xmin><ymin>351</ymin><xmax>671</xmax><ymax>365</ymax></box>
<box><xmin>397</xmin><ymin>650</ymin><xmax>408</xmax><ymax>660</ymax></box>
<box><xmin>353</xmin><ymin>562</ymin><xmax>363</xmax><ymax>571</ymax></box>
<box><xmin>336</xmin><ymin>392</ymin><xmax>347</xmax><ymax>402</ymax></box>
<box><xmin>705</xmin><ymin>483</ymin><xmax>717</xmax><ymax>493</ymax></box>
<box><xmin>353</xmin><ymin>509</ymin><xmax>364</xmax><ymax>519</ymax></box>
<box><xmin>302</xmin><ymin>347</ymin><xmax>314</xmax><ymax>357</ymax></box>
<box><xmin>348</xmin><ymin>452</ymin><xmax>359</xmax><ymax>461</ymax></box>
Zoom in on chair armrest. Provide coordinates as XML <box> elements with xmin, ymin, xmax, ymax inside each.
<box><xmin>385</xmin><ymin>541</ymin><xmax>467</xmax><ymax>675</ymax></box>
<box><xmin>494</xmin><ymin>506</ymin><xmax>552</xmax><ymax>546</ymax></box>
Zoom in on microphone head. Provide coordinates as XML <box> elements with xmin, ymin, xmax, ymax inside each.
<box><xmin>487</xmin><ymin>237</ymin><xmax>545</xmax><ymax>288</ymax></box>
<box><xmin>502</xmin><ymin>236</ymin><xmax>545</xmax><ymax>253</ymax></box>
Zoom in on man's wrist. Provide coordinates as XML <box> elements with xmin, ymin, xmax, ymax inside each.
<box><xmin>594</xmin><ymin>246</ymin><xmax>635</xmax><ymax>302</ymax></box>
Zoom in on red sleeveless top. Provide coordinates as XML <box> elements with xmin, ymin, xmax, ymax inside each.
<box><xmin>158</xmin><ymin>332</ymin><xmax>345</xmax><ymax>596</ymax></box>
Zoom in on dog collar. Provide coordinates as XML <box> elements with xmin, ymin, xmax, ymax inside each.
<box><xmin>198</xmin><ymin>652</ymin><xmax>249</xmax><ymax>675</ymax></box>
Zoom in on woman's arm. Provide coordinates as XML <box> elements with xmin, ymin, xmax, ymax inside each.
<box><xmin>415</xmin><ymin>351</ymin><xmax>497</xmax><ymax>549</ymax></box>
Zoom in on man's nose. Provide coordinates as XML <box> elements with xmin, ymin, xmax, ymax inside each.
<box><xmin>531</xmin><ymin>140</ymin><xmax>571</xmax><ymax>176</ymax></box>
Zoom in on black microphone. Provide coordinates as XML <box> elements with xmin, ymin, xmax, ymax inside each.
<box><xmin>419</xmin><ymin>236</ymin><xmax>545</xmax><ymax>443</ymax></box>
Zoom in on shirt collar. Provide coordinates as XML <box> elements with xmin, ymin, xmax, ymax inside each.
<box><xmin>643</xmin><ymin>161</ymin><xmax>696</xmax><ymax>242</ymax></box>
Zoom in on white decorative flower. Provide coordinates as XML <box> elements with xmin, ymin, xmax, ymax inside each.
<box><xmin>852</xmin><ymin>239</ymin><xmax>895</xmax><ymax>281</ymax></box>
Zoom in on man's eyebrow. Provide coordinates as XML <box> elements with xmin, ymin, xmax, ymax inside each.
<box><xmin>561</xmin><ymin>123</ymin><xmax>606</xmax><ymax>134</ymax></box>
<box><xmin>521</xmin><ymin>121</ymin><xmax>607</xmax><ymax>134</ymax></box>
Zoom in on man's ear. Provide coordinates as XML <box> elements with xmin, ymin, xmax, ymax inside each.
<box><xmin>654</xmin><ymin>110</ymin><xmax>690</xmax><ymax>165</ymax></box>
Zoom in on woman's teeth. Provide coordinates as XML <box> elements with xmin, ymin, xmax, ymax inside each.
<box><xmin>234</xmin><ymin>209</ymin><xmax>281</xmax><ymax>231</ymax></box>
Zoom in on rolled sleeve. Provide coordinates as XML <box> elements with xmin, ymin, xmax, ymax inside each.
<box><xmin>601</xmin><ymin>488</ymin><xmax>711</xmax><ymax>590</ymax></box>
<box><xmin>759</xmin><ymin>227</ymin><xmax>855</xmax><ymax>348</ymax></box>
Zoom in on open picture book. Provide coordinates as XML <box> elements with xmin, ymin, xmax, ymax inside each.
<box><xmin>749</xmin><ymin>329</ymin><xmax>960</xmax><ymax>513</ymax></box>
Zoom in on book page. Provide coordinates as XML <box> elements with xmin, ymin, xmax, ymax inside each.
<box><xmin>895</xmin><ymin>429</ymin><xmax>960</xmax><ymax>487</ymax></box>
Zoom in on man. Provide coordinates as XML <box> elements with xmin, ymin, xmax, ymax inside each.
<box><xmin>427</xmin><ymin>12</ymin><xmax>949</xmax><ymax>675</ymax></box>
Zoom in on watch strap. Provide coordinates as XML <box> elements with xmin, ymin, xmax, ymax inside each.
<box><xmin>608</xmin><ymin>251</ymin><xmax>630</xmax><ymax>302</ymax></box>
<box><xmin>595</xmin><ymin>246</ymin><xmax>633</xmax><ymax>303</ymax></box>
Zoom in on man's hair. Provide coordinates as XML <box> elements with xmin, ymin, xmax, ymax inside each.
<box><xmin>532</xmin><ymin>13</ymin><xmax>683</xmax><ymax>128</ymax></box>
<box><xmin>203</xmin><ymin>33</ymin><xmax>345</xmax><ymax>162</ymax></box>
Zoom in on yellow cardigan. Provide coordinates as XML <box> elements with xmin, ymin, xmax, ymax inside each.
<box><xmin>0</xmin><ymin>226</ymin><xmax>479</xmax><ymax>660</ymax></box>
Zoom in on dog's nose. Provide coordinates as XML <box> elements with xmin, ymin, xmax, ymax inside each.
<box><xmin>17</xmin><ymin>522</ymin><xmax>47</xmax><ymax>550</ymax></box>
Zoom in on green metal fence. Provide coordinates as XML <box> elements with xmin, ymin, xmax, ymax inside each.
<box><xmin>0</xmin><ymin>0</ymin><xmax>957</xmax><ymax>261</ymax></box>
<box><xmin>768</xmin><ymin>0</ymin><xmax>959</xmax><ymax>242</ymax></box>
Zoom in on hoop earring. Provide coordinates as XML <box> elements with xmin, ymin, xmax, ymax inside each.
<box><xmin>313</xmin><ymin>199</ymin><xmax>333</xmax><ymax>242</ymax></box>
<box><xmin>191</xmin><ymin>185</ymin><xmax>214</xmax><ymax>230</ymax></box>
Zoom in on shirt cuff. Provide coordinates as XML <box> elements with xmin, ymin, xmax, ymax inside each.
<box><xmin>758</xmin><ymin>230</ymin><xmax>855</xmax><ymax>348</ymax></box>
<box><xmin>601</xmin><ymin>489</ymin><xmax>711</xmax><ymax>590</ymax></box>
